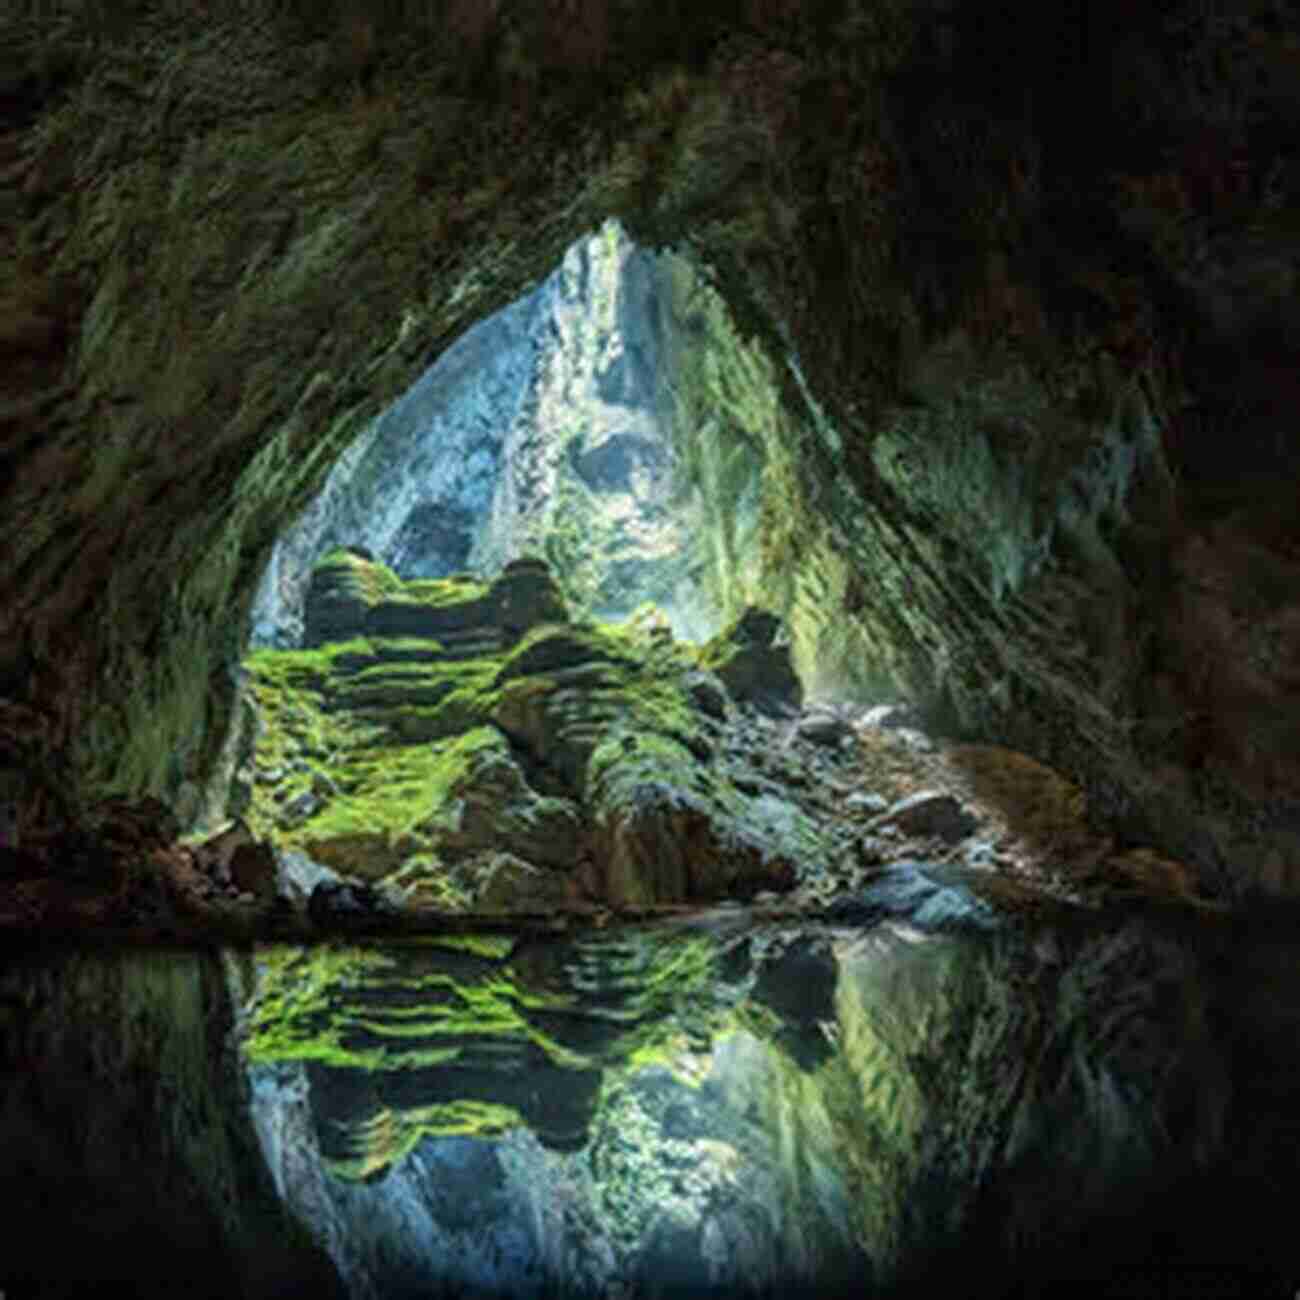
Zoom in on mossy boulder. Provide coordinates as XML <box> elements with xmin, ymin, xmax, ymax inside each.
<box><xmin>493</xmin><ymin>621</ymin><xmax>641</xmax><ymax>683</ymax></box>
<box><xmin>302</xmin><ymin>550</ymin><xmax>570</xmax><ymax>654</ymax></box>
<box><xmin>302</xmin><ymin>549</ymin><xmax>404</xmax><ymax>648</ymax></box>
<box><xmin>491</xmin><ymin>557</ymin><xmax>570</xmax><ymax>644</ymax></box>
<box><xmin>449</xmin><ymin>850</ymin><xmax>575</xmax><ymax>912</ymax></box>
<box><xmin>586</xmin><ymin>730</ymin><xmax>803</xmax><ymax>907</ymax></box>
<box><xmin>700</xmin><ymin>607</ymin><xmax>802</xmax><ymax>718</ymax></box>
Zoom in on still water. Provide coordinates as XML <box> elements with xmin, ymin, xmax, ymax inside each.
<box><xmin>2</xmin><ymin>876</ymin><xmax>1299</xmax><ymax>1298</ymax></box>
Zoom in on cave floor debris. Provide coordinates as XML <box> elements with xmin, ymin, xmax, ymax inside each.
<box><xmin>0</xmin><ymin>700</ymin><xmax>1226</xmax><ymax>947</ymax></box>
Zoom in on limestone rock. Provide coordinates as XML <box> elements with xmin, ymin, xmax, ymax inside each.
<box><xmin>193</xmin><ymin>818</ymin><xmax>255</xmax><ymax>885</ymax></box>
<box><xmin>303</xmin><ymin>550</ymin><xmax>381</xmax><ymax>649</ymax></box>
<box><xmin>587</xmin><ymin>733</ymin><xmax>799</xmax><ymax>907</ymax></box>
<box><xmin>434</xmin><ymin>729</ymin><xmax>583</xmax><ymax>871</ymax></box>
<box><xmin>494</xmin><ymin>622</ymin><xmax>636</xmax><ymax>684</ymax></box>
<box><xmin>491</xmin><ymin>557</ymin><xmax>569</xmax><ymax>644</ymax></box>
<box><xmin>795</xmin><ymin>710</ymin><xmax>854</xmax><ymax>749</ymax></box>
<box><xmin>846</xmin><ymin>792</ymin><xmax>889</xmax><ymax>815</ymax></box>
<box><xmin>452</xmin><ymin>851</ymin><xmax>574</xmax><ymax>912</ymax></box>
<box><xmin>681</xmin><ymin>670</ymin><xmax>731</xmax><ymax>722</ymax></box>
<box><xmin>872</xmin><ymin>791</ymin><xmax>979</xmax><ymax>844</ymax></box>
<box><xmin>700</xmin><ymin>608</ymin><xmax>802</xmax><ymax>718</ymax></box>
<box><xmin>860</xmin><ymin>703</ymin><xmax>924</xmax><ymax>731</ymax></box>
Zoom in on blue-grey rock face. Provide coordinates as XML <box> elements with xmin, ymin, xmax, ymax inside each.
<box><xmin>251</xmin><ymin>221</ymin><xmax>710</xmax><ymax>649</ymax></box>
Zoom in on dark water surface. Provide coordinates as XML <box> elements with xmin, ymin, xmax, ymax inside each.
<box><xmin>3</xmin><ymin>886</ymin><xmax>1300</xmax><ymax>1298</ymax></box>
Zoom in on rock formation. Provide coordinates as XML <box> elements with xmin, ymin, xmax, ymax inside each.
<box><xmin>243</xmin><ymin>549</ymin><xmax>819</xmax><ymax>910</ymax></box>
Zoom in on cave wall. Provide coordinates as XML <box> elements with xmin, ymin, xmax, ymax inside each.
<box><xmin>3</xmin><ymin>0</ymin><xmax>1298</xmax><ymax>894</ymax></box>
<box><xmin>0</xmin><ymin>945</ymin><xmax>343</xmax><ymax>1298</ymax></box>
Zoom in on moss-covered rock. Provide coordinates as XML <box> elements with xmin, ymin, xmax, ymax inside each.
<box><xmin>302</xmin><ymin>549</ymin><xmax>572</xmax><ymax>657</ymax></box>
<box><xmin>700</xmin><ymin>607</ymin><xmax>803</xmax><ymax>717</ymax></box>
<box><xmin>245</xmin><ymin>562</ymin><xmax>849</xmax><ymax>910</ymax></box>
<box><xmin>586</xmin><ymin>727</ymin><xmax>810</xmax><ymax>906</ymax></box>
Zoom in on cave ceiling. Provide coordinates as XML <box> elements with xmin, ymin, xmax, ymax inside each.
<box><xmin>2</xmin><ymin>0</ymin><xmax>1299</xmax><ymax>895</ymax></box>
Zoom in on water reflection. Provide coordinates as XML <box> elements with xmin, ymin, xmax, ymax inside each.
<box><xmin>238</xmin><ymin>904</ymin><xmax>1259</xmax><ymax>1299</ymax></box>
<box><xmin>3</xmin><ymin>897</ymin><xmax>1298</xmax><ymax>1298</ymax></box>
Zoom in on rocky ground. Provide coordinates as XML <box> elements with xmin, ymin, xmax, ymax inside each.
<box><xmin>0</xmin><ymin>551</ymin><xmax>1223</xmax><ymax>941</ymax></box>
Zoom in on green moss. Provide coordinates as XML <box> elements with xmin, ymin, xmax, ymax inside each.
<box><xmin>287</xmin><ymin>725</ymin><xmax>502</xmax><ymax>875</ymax></box>
<box><xmin>313</xmin><ymin>547</ymin><xmax>404</xmax><ymax>602</ymax></box>
<box><xmin>494</xmin><ymin>620</ymin><xmax>644</xmax><ymax>683</ymax></box>
<box><xmin>403</xmin><ymin>576</ymin><xmax>490</xmax><ymax>606</ymax></box>
<box><xmin>324</xmin><ymin>1098</ymin><xmax>526</xmax><ymax>1181</ymax></box>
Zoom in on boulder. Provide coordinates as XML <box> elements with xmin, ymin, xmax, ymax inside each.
<box><xmin>229</xmin><ymin>840</ymin><xmax>278</xmax><ymax>897</ymax></box>
<box><xmin>700</xmin><ymin>607</ymin><xmax>802</xmax><ymax>718</ymax></box>
<box><xmin>192</xmin><ymin>818</ymin><xmax>255</xmax><ymax>885</ymax></box>
<box><xmin>452</xmin><ymin>851</ymin><xmax>574</xmax><ymax>912</ymax></box>
<box><xmin>873</xmin><ymin>790</ymin><xmax>979</xmax><ymax>844</ymax></box>
<box><xmin>587</xmin><ymin>733</ymin><xmax>800</xmax><ymax>907</ymax></box>
<box><xmin>860</xmin><ymin>702</ymin><xmax>924</xmax><ymax>731</ymax></box>
<box><xmin>302</xmin><ymin>549</ymin><xmax>381</xmax><ymax>647</ymax></box>
<box><xmin>681</xmin><ymin>670</ymin><xmax>731</xmax><ymax>722</ymax></box>
<box><xmin>490</xmin><ymin>556</ymin><xmax>568</xmax><ymax>643</ymax></box>
<box><xmin>303</xmin><ymin>547</ymin><xmax>502</xmax><ymax>649</ymax></box>
<box><xmin>795</xmin><ymin>710</ymin><xmax>854</xmax><ymax>748</ymax></box>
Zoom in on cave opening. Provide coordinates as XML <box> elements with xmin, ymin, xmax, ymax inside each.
<box><xmin>249</xmin><ymin>218</ymin><xmax>766</xmax><ymax>655</ymax></box>
<box><xmin>210</xmin><ymin>218</ymin><xmax>854</xmax><ymax>914</ymax></box>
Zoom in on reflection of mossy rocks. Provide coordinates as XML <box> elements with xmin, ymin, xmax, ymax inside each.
<box><xmin>700</xmin><ymin>607</ymin><xmax>802</xmax><ymax>717</ymax></box>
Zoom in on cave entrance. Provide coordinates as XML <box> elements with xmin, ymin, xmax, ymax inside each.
<box><xmin>194</xmin><ymin>221</ymin><xmax>809</xmax><ymax>884</ymax></box>
<box><xmin>249</xmin><ymin>219</ymin><xmax>770</xmax><ymax>653</ymax></box>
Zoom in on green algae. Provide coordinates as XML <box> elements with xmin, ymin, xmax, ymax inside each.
<box><xmin>325</xmin><ymin>1098</ymin><xmax>527</xmax><ymax>1181</ymax></box>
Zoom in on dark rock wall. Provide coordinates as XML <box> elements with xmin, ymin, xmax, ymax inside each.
<box><xmin>0</xmin><ymin>944</ymin><xmax>343</xmax><ymax>1300</ymax></box>
<box><xmin>2</xmin><ymin>0</ymin><xmax>1298</xmax><ymax>895</ymax></box>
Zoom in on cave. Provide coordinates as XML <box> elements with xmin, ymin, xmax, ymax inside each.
<box><xmin>2</xmin><ymin>1</ymin><xmax>1300</xmax><ymax>1297</ymax></box>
